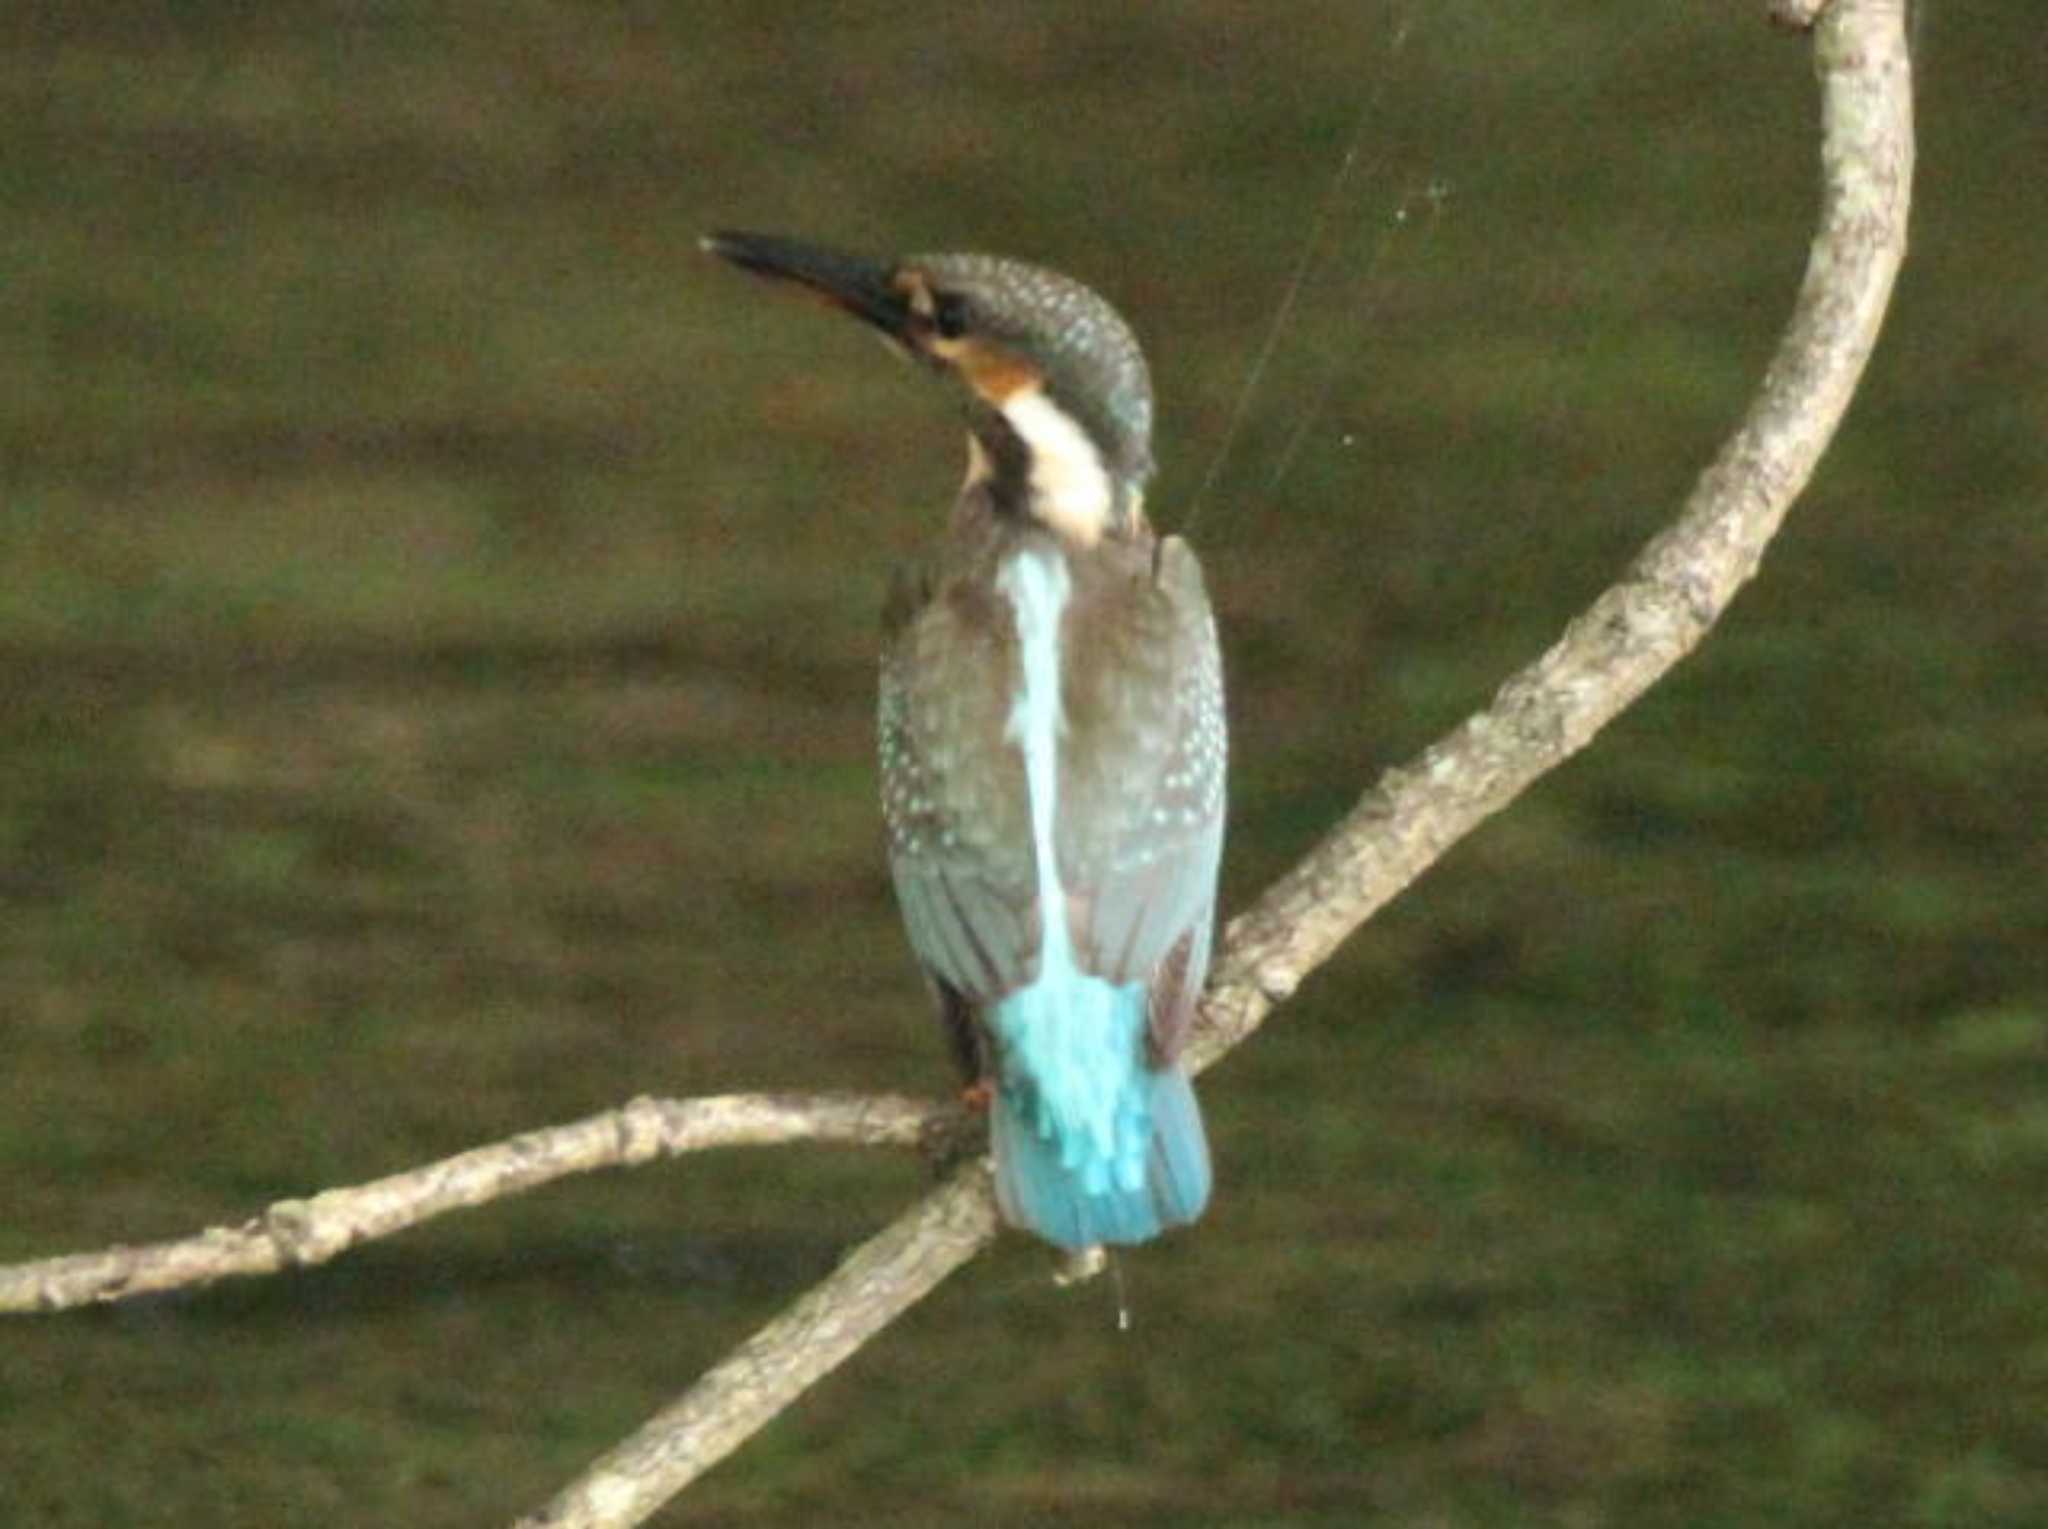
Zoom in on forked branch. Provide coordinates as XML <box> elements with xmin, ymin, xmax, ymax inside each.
<box><xmin>522</xmin><ymin>5</ymin><xmax>1913</xmax><ymax>1523</ymax></box>
<box><xmin>2</xmin><ymin>4</ymin><xmax>1911</xmax><ymax>1527</ymax></box>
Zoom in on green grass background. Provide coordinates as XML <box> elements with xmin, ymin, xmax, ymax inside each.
<box><xmin>4</xmin><ymin>3</ymin><xmax>2044</xmax><ymax>1524</ymax></box>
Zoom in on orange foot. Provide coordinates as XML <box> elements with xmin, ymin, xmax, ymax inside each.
<box><xmin>959</xmin><ymin>1078</ymin><xmax>995</xmax><ymax>1113</ymax></box>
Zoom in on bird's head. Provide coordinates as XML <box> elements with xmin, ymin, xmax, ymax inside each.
<box><xmin>703</xmin><ymin>230</ymin><xmax>1155</xmax><ymax>546</ymax></box>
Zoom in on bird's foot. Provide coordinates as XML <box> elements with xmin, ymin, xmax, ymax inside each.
<box><xmin>1052</xmin><ymin>1245</ymin><xmax>1108</xmax><ymax>1287</ymax></box>
<box><xmin>919</xmin><ymin>1079</ymin><xmax>995</xmax><ymax>1173</ymax></box>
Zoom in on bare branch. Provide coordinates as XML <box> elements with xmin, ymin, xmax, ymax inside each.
<box><xmin>515</xmin><ymin>1163</ymin><xmax>999</xmax><ymax>1529</ymax></box>
<box><xmin>3</xmin><ymin>4</ymin><xmax>1911</xmax><ymax>1524</ymax></box>
<box><xmin>0</xmin><ymin>1093</ymin><xmax>940</xmax><ymax>1314</ymax></box>
<box><xmin>1192</xmin><ymin>0</ymin><xmax>1913</xmax><ymax>1072</ymax></box>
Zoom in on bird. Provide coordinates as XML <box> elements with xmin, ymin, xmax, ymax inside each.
<box><xmin>703</xmin><ymin>230</ymin><xmax>1225</xmax><ymax>1250</ymax></box>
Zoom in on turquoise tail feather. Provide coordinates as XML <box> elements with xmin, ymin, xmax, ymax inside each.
<box><xmin>988</xmin><ymin>968</ymin><xmax>1211</xmax><ymax>1248</ymax></box>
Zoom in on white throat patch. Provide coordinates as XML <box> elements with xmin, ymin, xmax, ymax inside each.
<box><xmin>999</xmin><ymin>388</ymin><xmax>1114</xmax><ymax>546</ymax></box>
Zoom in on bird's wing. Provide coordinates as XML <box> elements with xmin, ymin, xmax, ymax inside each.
<box><xmin>888</xmin><ymin>851</ymin><xmax>1038</xmax><ymax>1003</ymax></box>
<box><xmin>880</xmin><ymin>566</ymin><xmax>1041</xmax><ymax>1012</ymax></box>
<box><xmin>1062</xmin><ymin>536</ymin><xmax>1226</xmax><ymax>1062</ymax></box>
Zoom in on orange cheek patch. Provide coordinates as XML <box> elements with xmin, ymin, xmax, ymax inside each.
<box><xmin>935</xmin><ymin>338</ymin><xmax>1043</xmax><ymax>405</ymax></box>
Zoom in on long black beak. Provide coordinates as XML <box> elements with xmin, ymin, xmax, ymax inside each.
<box><xmin>700</xmin><ymin>230</ymin><xmax>912</xmax><ymax>340</ymax></box>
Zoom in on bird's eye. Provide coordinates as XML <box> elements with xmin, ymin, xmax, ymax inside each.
<box><xmin>933</xmin><ymin>293</ymin><xmax>969</xmax><ymax>340</ymax></box>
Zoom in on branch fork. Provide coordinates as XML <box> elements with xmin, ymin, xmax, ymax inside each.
<box><xmin>4</xmin><ymin>5</ymin><xmax>1911</xmax><ymax>1525</ymax></box>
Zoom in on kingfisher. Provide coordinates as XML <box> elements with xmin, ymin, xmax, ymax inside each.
<box><xmin>703</xmin><ymin>231</ymin><xmax>1225</xmax><ymax>1250</ymax></box>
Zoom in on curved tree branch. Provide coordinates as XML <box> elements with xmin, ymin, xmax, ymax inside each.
<box><xmin>3</xmin><ymin>4</ymin><xmax>1910</xmax><ymax>1525</ymax></box>
<box><xmin>518</xmin><ymin>5</ymin><xmax>1913</xmax><ymax>1523</ymax></box>
<box><xmin>1195</xmin><ymin>0</ymin><xmax>1914</xmax><ymax>1068</ymax></box>
<box><xmin>0</xmin><ymin>1094</ymin><xmax>940</xmax><ymax>1313</ymax></box>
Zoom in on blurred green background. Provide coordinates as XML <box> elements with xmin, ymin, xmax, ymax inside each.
<box><xmin>4</xmin><ymin>3</ymin><xmax>2043</xmax><ymax>1524</ymax></box>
